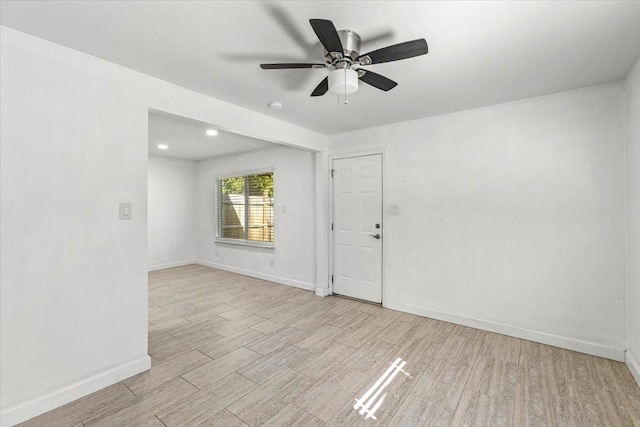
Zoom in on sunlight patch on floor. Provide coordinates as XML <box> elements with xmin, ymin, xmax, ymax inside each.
<box><xmin>353</xmin><ymin>357</ymin><xmax>411</xmax><ymax>420</ymax></box>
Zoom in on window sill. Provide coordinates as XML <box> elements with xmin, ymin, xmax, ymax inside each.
<box><xmin>215</xmin><ymin>239</ymin><xmax>275</xmax><ymax>249</ymax></box>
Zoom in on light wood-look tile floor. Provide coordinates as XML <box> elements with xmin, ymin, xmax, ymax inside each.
<box><xmin>20</xmin><ymin>265</ymin><xmax>640</xmax><ymax>426</ymax></box>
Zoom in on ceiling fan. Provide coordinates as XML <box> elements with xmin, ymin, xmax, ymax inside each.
<box><xmin>260</xmin><ymin>19</ymin><xmax>429</xmax><ymax>98</ymax></box>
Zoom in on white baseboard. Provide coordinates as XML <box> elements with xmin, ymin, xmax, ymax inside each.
<box><xmin>315</xmin><ymin>287</ymin><xmax>330</xmax><ymax>297</ymax></box>
<box><xmin>626</xmin><ymin>350</ymin><xmax>640</xmax><ymax>387</ymax></box>
<box><xmin>148</xmin><ymin>259</ymin><xmax>196</xmax><ymax>272</ymax></box>
<box><xmin>196</xmin><ymin>259</ymin><xmax>316</xmax><ymax>292</ymax></box>
<box><xmin>385</xmin><ymin>300</ymin><xmax>625</xmax><ymax>362</ymax></box>
<box><xmin>1</xmin><ymin>355</ymin><xmax>150</xmax><ymax>427</ymax></box>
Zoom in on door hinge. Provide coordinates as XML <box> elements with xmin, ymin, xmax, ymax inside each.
<box><xmin>331</xmin><ymin>274</ymin><xmax>334</xmax><ymax>283</ymax></box>
<box><xmin>331</xmin><ymin>223</ymin><xmax>334</xmax><ymax>231</ymax></box>
<box><xmin>331</xmin><ymin>169</ymin><xmax>335</xmax><ymax>178</ymax></box>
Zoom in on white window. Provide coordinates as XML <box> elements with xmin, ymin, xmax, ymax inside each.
<box><xmin>216</xmin><ymin>171</ymin><xmax>274</xmax><ymax>246</ymax></box>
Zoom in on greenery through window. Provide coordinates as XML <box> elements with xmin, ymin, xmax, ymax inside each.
<box><xmin>216</xmin><ymin>172</ymin><xmax>274</xmax><ymax>245</ymax></box>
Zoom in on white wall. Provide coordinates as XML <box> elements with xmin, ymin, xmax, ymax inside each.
<box><xmin>197</xmin><ymin>146</ymin><xmax>317</xmax><ymax>290</ymax></box>
<box><xmin>625</xmin><ymin>56</ymin><xmax>640</xmax><ymax>384</ymax></box>
<box><xmin>329</xmin><ymin>83</ymin><xmax>627</xmax><ymax>360</ymax></box>
<box><xmin>148</xmin><ymin>155</ymin><xmax>197</xmax><ymax>270</ymax></box>
<box><xmin>0</xmin><ymin>27</ymin><xmax>150</xmax><ymax>426</ymax></box>
<box><xmin>0</xmin><ymin>26</ymin><xmax>325</xmax><ymax>427</ymax></box>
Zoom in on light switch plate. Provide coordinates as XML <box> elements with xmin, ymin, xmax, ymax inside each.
<box><xmin>119</xmin><ymin>203</ymin><xmax>132</xmax><ymax>220</ymax></box>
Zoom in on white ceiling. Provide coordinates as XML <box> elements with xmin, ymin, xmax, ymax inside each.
<box><xmin>2</xmin><ymin>1</ymin><xmax>640</xmax><ymax>135</ymax></box>
<box><xmin>148</xmin><ymin>111</ymin><xmax>278</xmax><ymax>160</ymax></box>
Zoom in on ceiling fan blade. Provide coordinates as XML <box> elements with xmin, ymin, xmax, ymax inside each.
<box><xmin>358</xmin><ymin>39</ymin><xmax>428</xmax><ymax>64</ymax></box>
<box><xmin>309</xmin><ymin>19</ymin><xmax>344</xmax><ymax>54</ymax></box>
<box><xmin>359</xmin><ymin>70</ymin><xmax>398</xmax><ymax>91</ymax></box>
<box><xmin>260</xmin><ymin>63</ymin><xmax>325</xmax><ymax>69</ymax></box>
<box><xmin>310</xmin><ymin>77</ymin><xmax>329</xmax><ymax>97</ymax></box>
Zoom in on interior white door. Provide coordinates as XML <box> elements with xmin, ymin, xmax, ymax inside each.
<box><xmin>332</xmin><ymin>154</ymin><xmax>383</xmax><ymax>303</ymax></box>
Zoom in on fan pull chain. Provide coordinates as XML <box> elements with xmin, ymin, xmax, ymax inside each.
<box><xmin>344</xmin><ymin>67</ymin><xmax>349</xmax><ymax>104</ymax></box>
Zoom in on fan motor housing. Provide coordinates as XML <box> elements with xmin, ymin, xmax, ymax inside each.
<box><xmin>325</xmin><ymin>30</ymin><xmax>361</xmax><ymax>64</ymax></box>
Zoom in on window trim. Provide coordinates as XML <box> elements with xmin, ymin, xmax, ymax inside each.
<box><xmin>215</xmin><ymin>168</ymin><xmax>275</xmax><ymax>248</ymax></box>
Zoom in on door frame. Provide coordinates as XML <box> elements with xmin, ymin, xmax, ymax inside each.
<box><xmin>329</xmin><ymin>148</ymin><xmax>387</xmax><ymax>306</ymax></box>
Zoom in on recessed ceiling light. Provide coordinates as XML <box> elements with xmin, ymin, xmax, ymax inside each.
<box><xmin>206</xmin><ymin>129</ymin><xmax>218</xmax><ymax>136</ymax></box>
<box><xmin>157</xmin><ymin>144</ymin><xmax>169</xmax><ymax>150</ymax></box>
<box><xmin>268</xmin><ymin>101</ymin><xmax>283</xmax><ymax>110</ymax></box>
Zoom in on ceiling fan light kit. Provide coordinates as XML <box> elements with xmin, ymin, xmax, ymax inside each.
<box><xmin>260</xmin><ymin>18</ymin><xmax>428</xmax><ymax>100</ymax></box>
<box><xmin>329</xmin><ymin>68</ymin><xmax>358</xmax><ymax>95</ymax></box>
